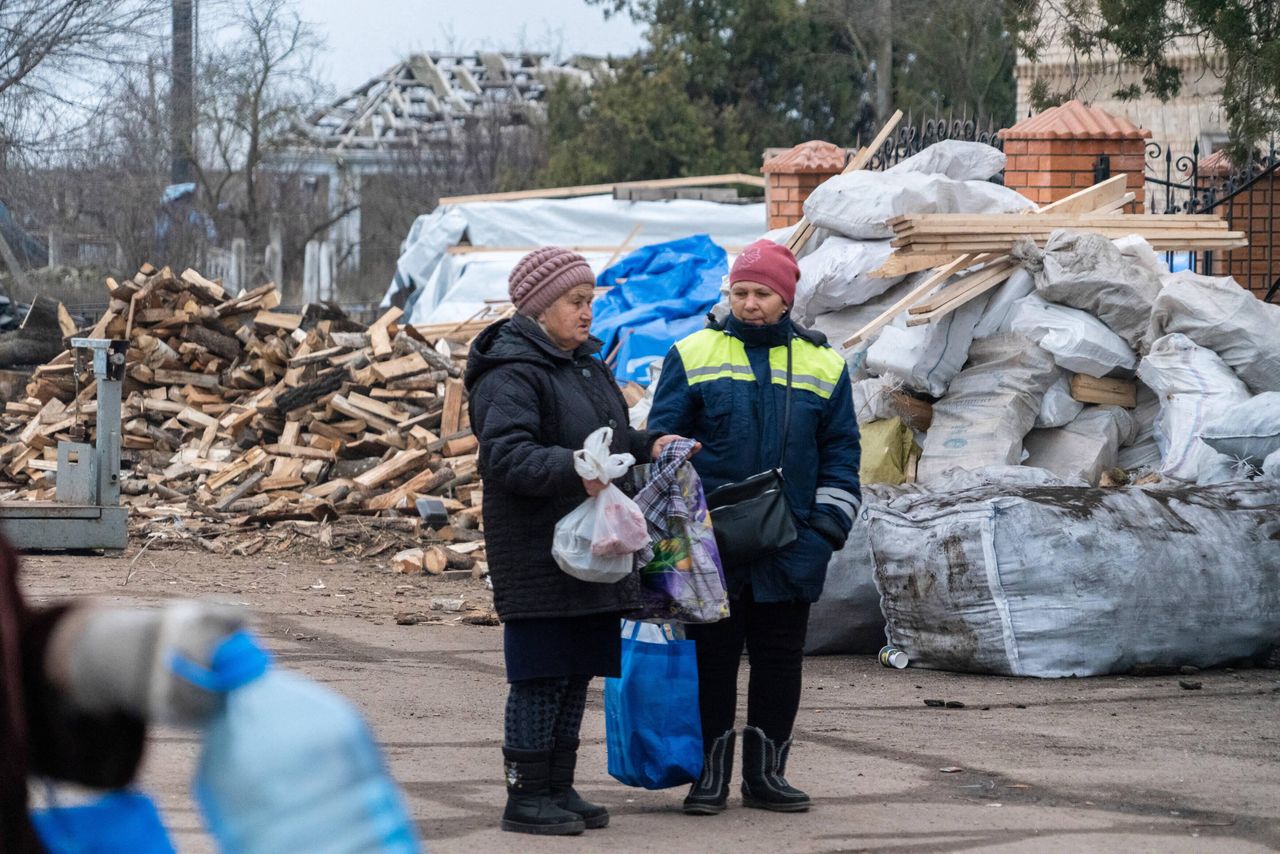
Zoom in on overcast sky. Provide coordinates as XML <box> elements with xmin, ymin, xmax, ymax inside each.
<box><xmin>302</xmin><ymin>0</ymin><xmax>647</xmax><ymax>91</ymax></box>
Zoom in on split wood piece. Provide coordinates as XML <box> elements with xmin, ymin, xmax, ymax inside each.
<box><xmin>422</xmin><ymin>545</ymin><xmax>475</xmax><ymax>575</ymax></box>
<box><xmin>392</xmin><ymin>548</ymin><xmax>425</xmax><ymax>574</ymax></box>
<box><xmin>353</xmin><ymin>448</ymin><xmax>430</xmax><ymax>489</ymax></box>
<box><xmin>366</xmin><ymin>465</ymin><xmax>456</xmax><ymax>511</ymax></box>
<box><xmin>786</xmin><ymin>109</ymin><xmax>904</xmax><ymax>256</ymax></box>
<box><xmin>179</xmin><ymin>268</ymin><xmax>226</xmax><ymax>302</ymax></box>
<box><xmin>263</xmin><ymin>443</ymin><xmax>336</xmax><ymax>461</ymax></box>
<box><xmin>206</xmin><ymin>448</ymin><xmax>270</xmax><ymax>491</ymax></box>
<box><xmin>443</xmin><ymin>433</ymin><xmax>478</xmax><ymax>458</ymax></box>
<box><xmin>1070</xmin><ymin>375</ymin><xmax>1137</xmax><ymax>408</ymax></box>
<box><xmin>152</xmin><ymin>368</ymin><xmax>221</xmax><ymax>390</ymax></box>
<box><xmin>56</xmin><ymin>303</ymin><xmax>76</xmax><ymax>339</ymax></box>
<box><xmin>842</xmin><ymin>175</ymin><xmax>1137</xmax><ymax>348</ymax></box>
<box><xmin>440</xmin><ymin>378</ymin><xmax>464</xmax><ymax>437</ymax></box>
<box><xmin>369</xmin><ymin>306</ymin><xmax>403</xmax><ymax>358</ymax></box>
<box><xmin>213</xmin><ymin>471</ymin><xmax>266</xmax><ymax>512</ymax></box>
<box><xmin>345</xmin><ymin>392</ymin><xmax>411</xmax><ymax>423</ymax></box>
<box><xmin>371</xmin><ymin>352</ymin><xmax>430</xmax><ymax>382</ymax></box>
<box><xmin>253</xmin><ymin>310</ymin><xmax>302</xmax><ymax>333</ymax></box>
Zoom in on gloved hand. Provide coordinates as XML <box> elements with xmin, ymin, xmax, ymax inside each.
<box><xmin>47</xmin><ymin>600</ymin><xmax>248</xmax><ymax>726</ymax></box>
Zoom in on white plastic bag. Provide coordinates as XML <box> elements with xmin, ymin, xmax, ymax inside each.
<box><xmin>865</xmin><ymin>288</ymin><xmax>990</xmax><ymax>397</ymax></box>
<box><xmin>885</xmin><ymin>140</ymin><xmax>1007</xmax><ymax>181</ymax></box>
<box><xmin>1036</xmin><ymin>371</ymin><xmax>1084</xmax><ymax>429</ymax></box>
<box><xmin>552</xmin><ymin>427</ymin><xmax>647</xmax><ymax>583</ymax></box>
<box><xmin>1149</xmin><ymin>270</ymin><xmax>1280</xmax><ymax>394</ymax></box>
<box><xmin>803</xmin><ymin>170</ymin><xmax>1035</xmax><ymax>240</ymax></box>
<box><xmin>795</xmin><ymin>236</ymin><xmax>903</xmax><ymax>319</ymax></box>
<box><xmin>1137</xmin><ymin>334</ymin><xmax>1251</xmax><ymax>483</ymax></box>
<box><xmin>1199</xmin><ymin>393</ymin><xmax>1280</xmax><ymax>466</ymax></box>
<box><xmin>1009</xmin><ymin>294</ymin><xmax>1137</xmax><ymax>378</ymax></box>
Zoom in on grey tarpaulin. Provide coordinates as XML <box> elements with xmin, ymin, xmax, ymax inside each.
<box><xmin>868</xmin><ymin>477</ymin><xmax>1280</xmax><ymax>677</ymax></box>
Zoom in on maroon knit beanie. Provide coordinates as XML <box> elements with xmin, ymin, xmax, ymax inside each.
<box><xmin>508</xmin><ymin>247</ymin><xmax>596</xmax><ymax>317</ymax></box>
<box><xmin>729</xmin><ymin>239</ymin><xmax>800</xmax><ymax>306</ymax></box>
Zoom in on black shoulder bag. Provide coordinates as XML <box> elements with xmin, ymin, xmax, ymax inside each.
<box><xmin>703</xmin><ymin>334</ymin><xmax>798</xmax><ymax>566</ymax></box>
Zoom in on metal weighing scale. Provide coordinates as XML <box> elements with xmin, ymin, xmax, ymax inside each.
<box><xmin>0</xmin><ymin>338</ymin><xmax>128</xmax><ymax>551</ymax></box>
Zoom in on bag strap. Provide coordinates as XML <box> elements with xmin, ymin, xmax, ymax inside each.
<box><xmin>776</xmin><ymin>329</ymin><xmax>793</xmax><ymax>471</ymax></box>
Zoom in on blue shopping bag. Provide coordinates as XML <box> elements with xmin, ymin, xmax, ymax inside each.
<box><xmin>31</xmin><ymin>789</ymin><xmax>175</xmax><ymax>854</ymax></box>
<box><xmin>604</xmin><ymin>621</ymin><xmax>703</xmax><ymax>789</ymax></box>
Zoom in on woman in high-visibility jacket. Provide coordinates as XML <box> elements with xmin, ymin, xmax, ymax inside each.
<box><xmin>648</xmin><ymin>238</ymin><xmax>862</xmax><ymax>816</ymax></box>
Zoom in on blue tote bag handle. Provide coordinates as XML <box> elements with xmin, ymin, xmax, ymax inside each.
<box><xmin>605</xmin><ymin>620</ymin><xmax>703</xmax><ymax>789</ymax></box>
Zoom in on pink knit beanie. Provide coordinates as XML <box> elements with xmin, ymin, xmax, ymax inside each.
<box><xmin>729</xmin><ymin>239</ymin><xmax>800</xmax><ymax>306</ymax></box>
<box><xmin>508</xmin><ymin>247</ymin><xmax>596</xmax><ymax>317</ymax></box>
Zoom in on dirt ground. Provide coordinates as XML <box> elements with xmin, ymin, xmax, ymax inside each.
<box><xmin>19</xmin><ymin>546</ymin><xmax>1280</xmax><ymax>854</ymax></box>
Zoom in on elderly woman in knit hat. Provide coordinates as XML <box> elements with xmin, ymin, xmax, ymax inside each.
<box><xmin>648</xmin><ymin>238</ymin><xmax>861</xmax><ymax>816</ymax></box>
<box><xmin>465</xmin><ymin>246</ymin><xmax>687</xmax><ymax>836</ymax></box>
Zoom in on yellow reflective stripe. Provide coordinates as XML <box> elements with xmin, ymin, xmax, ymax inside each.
<box><xmin>676</xmin><ymin>330</ymin><xmax>753</xmax><ymax>386</ymax></box>
<box><xmin>768</xmin><ymin>339</ymin><xmax>845</xmax><ymax>398</ymax></box>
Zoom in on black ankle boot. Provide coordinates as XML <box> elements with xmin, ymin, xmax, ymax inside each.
<box><xmin>682</xmin><ymin>729</ymin><xmax>735</xmax><ymax>815</ymax></box>
<box><xmin>740</xmin><ymin>725</ymin><xmax>811</xmax><ymax>812</ymax></box>
<box><xmin>501</xmin><ymin>747</ymin><xmax>587</xmax><ymax>835</ymax></box>
<box><xmin>549</xmin><ymin>738</ymin><xmax>609</xmax><ymax>829</ymax></box>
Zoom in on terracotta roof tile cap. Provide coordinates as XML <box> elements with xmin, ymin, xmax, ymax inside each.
<box><xmin>763</xmin><ymin>140</ymin><xmax>847</xmax><ymax>174</ymax></box>
<box><xmin>999</xmin><ymin>99</ymin><xmax>1152</xmax><ymax>141</ymax></box>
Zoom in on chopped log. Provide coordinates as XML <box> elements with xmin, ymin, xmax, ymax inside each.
<box><xmin>353</xmin><ymin>448</ymin><xmax>430</xmax><ymax>489</ymax></box>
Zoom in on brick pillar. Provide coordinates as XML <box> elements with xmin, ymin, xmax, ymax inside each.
<box><xmin>762</xmin><ymin>141</ymin><xmax>847</xmax><ymax>230</ymax></box>
<box><xmin>1196</xmin><ymin>151</ymin><xmax>1277</xmax><ymax>299</ymax></box>
<box><xmin>998</xmin><ymin>100</ymin><xmax>1151</xmax><ymax>212</ymax></box>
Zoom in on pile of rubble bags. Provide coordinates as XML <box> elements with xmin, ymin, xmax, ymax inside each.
<box><xmin>867</xmin><ymin>469</ymin><xmax>1280</xmax><ymax>677</ymax></box>
<box><xmin>786</xmin><ymin>139</ymin><xmax>1280</xmax><ymax>664</ymax></box>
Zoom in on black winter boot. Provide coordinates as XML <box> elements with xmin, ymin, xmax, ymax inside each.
<box><xmin>682</xmin><ymin>729</ymin><xmax>736</xmax><ymax>815</ymax></box>
<box><xmin>501</xmin><ymin>747</ymin><xmax>587</xmax><ymax>835</ymax></box>
<box><xmin>740</xmin><ymin>725</ymin><xmax>811</xmax><ymax>812</ymax></box>
<box><xmin>549</xmin><ymin>738</ymin><xmax>610</xmax><ymax>829</ymax></box>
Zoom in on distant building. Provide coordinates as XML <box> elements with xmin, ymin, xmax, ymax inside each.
<box><xmin>1015</xmin><ymin>24</ymin><xmax>1229</xmax><ymax>157</ymax></box>
<box><xmin>265</xmin><ymin>52</ymin><xmax>607</xmax><ymax>285</ymax></box>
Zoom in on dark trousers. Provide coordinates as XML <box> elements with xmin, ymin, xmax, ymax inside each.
<box><xmin>685</xmin><ymin>586</ymin><xmax>811</xmax><ymax>745</ymax></box>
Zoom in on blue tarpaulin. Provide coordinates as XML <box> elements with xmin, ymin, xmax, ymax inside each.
<box><xmin>592</xmin><ymin>235</ymin><xmax>726</xmax><ymax>385</ymax></box>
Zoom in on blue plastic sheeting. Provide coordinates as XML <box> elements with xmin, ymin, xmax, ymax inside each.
<box><xmin>592</xmin><ymin>235</ymin><xmax>726</xmax><ymax>385</ymax></box>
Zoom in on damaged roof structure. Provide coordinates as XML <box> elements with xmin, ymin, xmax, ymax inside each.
<box><xmin>266</xmin><ymin>52</ymin><xmax>608</xmax><ymax>280</ymax></box>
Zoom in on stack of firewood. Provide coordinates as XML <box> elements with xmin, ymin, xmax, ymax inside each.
<box><xmin>0</xmin><ymin>264</ymin><xmax>486</xmax><ymax>564</ymax></box>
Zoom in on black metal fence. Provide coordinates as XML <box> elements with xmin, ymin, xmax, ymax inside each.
<box><xmin>861</xmin><ymin>114</ymin><xmax>1005</xmax><ymax>172</ymax></box>
<box><xmin>1143</xmin><ymin>138</ymin><xmax>1280</xmax><ymax>301</ymax></box>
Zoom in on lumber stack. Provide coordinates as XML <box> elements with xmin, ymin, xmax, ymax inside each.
<box><xmin>887</xmin><ymin>212</ymin><xmax>1247</xmax><ymax>256</ymax></box>
<box><xmin>0</xmin><ymin>264</ymin><xmax>486</xmax><ymax>542</ymax></box>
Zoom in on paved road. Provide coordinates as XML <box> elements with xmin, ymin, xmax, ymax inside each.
<box><xmin>21</xmin><ymin>551</ymin><xmax>1280</xmax><ymax>853</ymax></box>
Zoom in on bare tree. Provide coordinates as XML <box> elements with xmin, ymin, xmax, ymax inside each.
<box><xmin>0</xmin><ymin>1</ymin><xmax>165</xmax><ymax>159</ymax></box>
<box><xmin>194</xmin><ymin>0</ymin><xmax>326</xmax><ymax>251</ymax></box>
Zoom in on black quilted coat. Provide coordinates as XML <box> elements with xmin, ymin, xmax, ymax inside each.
<box><xmin>465</xmin><ymin>315</ymin><xmax>655</xmax><ymax>621</ymax></box>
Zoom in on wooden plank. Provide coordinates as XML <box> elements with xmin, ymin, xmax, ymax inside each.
<box><xmin>1070</xmin><ymin>375</ymin><xmax>1138</xmax><ymax>408</ymax></box>
<box><xmin>786</xmin><ymin>109</ymin><xmax>903</xmax><ymax>256</ymax></box>
<box><xmin>904</xmin><ymin>263</ymin><xmax>1018</xmax><ymax>326</ymax></box>
<box><xmin>354</xmin><ymin>448</ymin><xmax>430</xmax><ymax>489</ymax></box>
<box><xmin>438</xmin><ymin>172</ymin><xmax>766</xmax><ymax>206</ymax></box>
<box><xmin>907</xmin><ymin>259</ymin><xmax>1020</xmax><ymax>315</ymax></box>
<box><xmin>842</xmin><ymin>253</ymin><xmax>975</xmax><ymax>347</ymax></box>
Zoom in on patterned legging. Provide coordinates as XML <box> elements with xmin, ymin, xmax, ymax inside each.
<box><xmin>504</xmin><ymin>675</ymin><xmax>591</xmax><ymax>751</ymax></box>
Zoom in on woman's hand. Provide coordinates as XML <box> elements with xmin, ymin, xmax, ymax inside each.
<box><xmin>651</xmin><ymin>434</ymin><xmax>702</xmax><ymax>460</ymax></box>
<box><xmin>583</xmin><ymin>477</ymin><xmax>608</xmax><ymax>497</ymax></box>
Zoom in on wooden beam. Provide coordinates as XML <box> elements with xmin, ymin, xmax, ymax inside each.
<box><xmin>438</xmin><ymin>172</ymin><xmax>766</xmax><ymax>206</ymax></box>
<box><xmin>786</xmin><ymin>109</ymin><xmax>904</xmax><ymax>256</ymax></box>
<box><xmin>1070</xmin><ymin>375</ymin><xmax>1137</xmax><ymax>408</ymax></box>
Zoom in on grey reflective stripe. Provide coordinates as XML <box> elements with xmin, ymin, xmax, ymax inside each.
<box><xmin>686</xmin><ymin>363</ymin><xmax>755</xmax><ymax>381</ymax></box>
<box><xmin>769</xmin><ymin>370</ymin><xmax>836</xmax><ymax>394</ymax></box>
<box><xmin>816</xmin><ymin>487</ymin><xmax>860</xmax><ymax>521</ymax></box>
